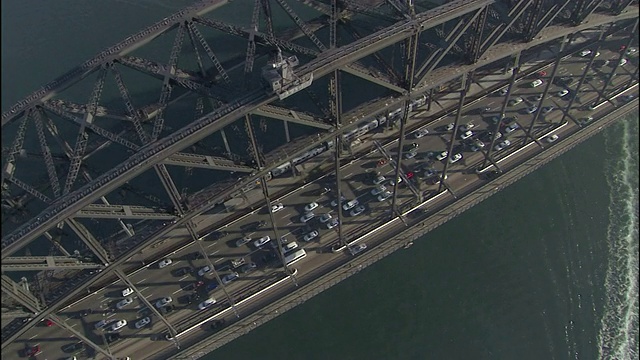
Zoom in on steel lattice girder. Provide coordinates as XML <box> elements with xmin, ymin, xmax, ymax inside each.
<box><xmin>0</xmin><ymin>0</ymin><xmax>637</xmax><ymax>348</ymax></box>
<box><xmin>2</xmin><ymin>0</ymin><xmax>637</xmax><ymax>258</ymax></box>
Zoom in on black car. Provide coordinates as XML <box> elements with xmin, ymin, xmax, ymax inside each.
<box><xmin>239</xmin><ymin>262</ymin><xmax>258</xmax><ymax>274</ymax></box>
<box><xmin>105</xmin><ymin>333</ymin><xmax>120</xmax><ymax>344</ymax></box>
<box><xmin>204</xmin><ymin>231</ymin><xmax>228</xmax><ymax>240</ymax></box>
<box><xmin>190</xmin><ymin>252</ymin><xmax>204</xmax><ymax>260</ymax></box>
<box><xmin>209</xmin><ymin>319</ymin><xmax>226</xmax><ymax>331</ymax></box>
<box><xmin>62</xmin><ymin>342</ymin><xmax>85</xmax><ymax>353</ymax></box>
<box><xmin>174</xmin><ymin>266</ymin><xmax>193</xmax><ymax>277</ymax></box>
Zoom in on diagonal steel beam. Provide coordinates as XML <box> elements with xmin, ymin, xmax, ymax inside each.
<box><xmin>273</xmin><ymin>0</ymin><xmax>327</xmax><ymax>51</ymax></box>
<box><xmin>252</xmin><ymin>105</ymin><xmax>333</xmax><ymax>129</ymax></box>
<box><xmin>341</xmin><ymin>62</ymin><xmax>407</xmax><ymax>94</ymax></box>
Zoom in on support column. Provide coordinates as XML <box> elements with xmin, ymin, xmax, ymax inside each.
<box><xmin>330</xmin><ymin>70</ymin><xmax>347</xmax><ymax>249</ymax></box>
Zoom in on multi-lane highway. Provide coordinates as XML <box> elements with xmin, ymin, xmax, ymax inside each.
<box><xmin>6</xmin><ymin>34</ymin><xmax>638</xmax><ymax>360</ymax></box>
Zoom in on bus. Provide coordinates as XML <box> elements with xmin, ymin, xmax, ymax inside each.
<box><xmin>284</xmin><ymin>249</ymin><xmax>307</xmax><ymax>266</ymax></box>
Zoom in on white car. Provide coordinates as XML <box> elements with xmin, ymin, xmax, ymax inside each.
<box><xmin>494</xmin><ymin>140</ymin><xmax>511</xmax><ymax>151</ymax></box>
<box><xmin>303</xmin><ymin>230</ymin><xmax>319</xmax><ymax>242</ymax></box>
<box><xmin>557</xmin><ymin>89</ymin><xmax>569</xmax><ymax>97</ymax></box>
<box><xmin>342</xmin><ymin>199</ymin><xmax>359</xmax><ymax>211</ymax></box>
<box><xmin>470</xmin><ymin>139</ymin><xmax>485</xmax><ymax>152</ymax></box>
<box><xmin>508</xmin><ymin>97</ymin><xmax>523</xmax><ymax>106</ymax></box>
<box><xmin>404</xmin><ymin>151</ymin><xmax>417</xmax><ymax>160</ymax></box>
<box><xmin>304</xmin><ymin>202</ymin><xmax>318</xmax><ymax>212</ymax></box>
<box><xmin>253</xmin><ymin>235</ymin><xmax>271</xmax><ymax>247</ymax></box>
<box><xmin>283</xmin><ymin>241</ymin><xmax>299</xmax><ymax>253</ymax></box>
<box><xmin>116</xmin><ymin>297</ymin><xmax>133</xmax><ymax>310</ymax></box>
<box><xmin>326</xmin><ymin>218</ymin><xmax>339</xmax><ymax>229</ymax></box>
<box><xmin>155</xmin><ymin>297</ymin><xmax>172</xmax><ymax>309</ymax></box>
<box><xmin>530</xmin><ymin>79</ymin><xmax>543</xmax><ymax>87</ymax></box>
<box><xmin>445</xmin><ymin>123</ymin><xmax>455</xmax><ymax>131</ymax></box>
<box><xmin>619</xmin><ymin>58</ymin><xmax>628</xmax><ymax>66</ymax></box>
<box><xmin>198</xmin><ymin>298</ymin><xmax>217</xmax><ymax>310</ymax></box>
<box><xmin>459</xmin><ymin>130</ymin><xmax>473</xmax><ymax>140</ymax></box>
<box><xmin>122</xmin><ymin>288</ymin><xmax>133</xmax><ymax>297</ymax></box>
<box><xmin>460</xmin><ymin>122</ymin><xmax>475</xmax><ymax>131</ymax></box>
<box><xmin>579</xmin><ymin>49</ymin><xmax>592</xmax><ymax>57</ymax></box>
<box><xmin>107</xmin><ymin>320</ymin><xmax>127</xmax><ymax>332</ymax></box>
<box><xmin>546</xmin><ymin>134</ymin><xmax>559</xmax><ymax>143</ymax></box>
<box><xmin>158</xmin><ymin>258</ymin><xmax>172</xmax><ymax>269</ymax></box>
<box><xmin>300</xmin><ymin>212</ymin><xmax>315</xmax><ymax>223</ymax></box>
<box><xmin>330</xmin><ymin>195</ymin><xmax>346</xmax><ymax>207</ymax></box>
<box><xmin>319</xmin><ymin>213</ymin><xmax>332</xmax><ymax>223</ymax></box>
<box><xmin>436</xmin><ymin>151</ymin><xmax>448</xmax><ymax>161</ymax></box>
<box><xmin>349</xmin><ymin>243</ymin><xmax>367</xmax><ymax>256</ymax></box>
<box><xmin>198</xmin><ymin>266</ymin><xmax>212</xmax><ymax>277</ymax></box>
<box><xmin>271</xmin><ymin>203</ymin><xmax>284</xmax><ymax>213</ymax></box>
<box><xmin>448</xmin><ymin>153</ymin><xmax>463</xmax><ymax>163</ymax></box>
<box><xmin>372</xmin><ymin>175</ymin><xmax>386</xmax><ymax>185</ymax></box>
<box><xmin>378</xmin><ymin>191</ymin><xmax>392</xmax><ymax>202</ymax></box>
<box><xmin>499</xmin><ymin>88</ymin><xmax>509</xmax><ymax>96</ymax></box>
<box><xmin>371</xmin><ymin>185</ymin><xmax>387</xmax><ymax>196</ymax></box>
<box><xmin>531</xmin><ymin>94</ymin><xmax>543</xmax><ymax>101</ymax></box>
<box><xmin>504</xmin><ymin>123</ymin><xmax>519</xmax><ymax>134</ymax></box>
<box><xmin>541</xmin><ymin>106</ymin><xmax>554</xmax><ymax>115</ymax></box>
<box><xmin>235</xmin><ymin>236</ymin><xmax>252</xmax><ymax>247</ymax></box>
<box><xmin>525</xmin><ymin>106</ymin><xmax>538</xmax><ymax>114</ymax></box>
<box><xmin>134</xmin><ymin>317</ymin><xmax>151</xmax><ymax>329</ymax></box>
<box><xmin>221</xmin><ymin>272</ymin><xmax>239</xmax><ymax>285</ymax></box>
<box><xmin>388</xmin><ymin>177</ymin><xmax>403</xmax><ymax>186</ymax></box>
<box><xmin>350</xmin><ymin>205</ymin><xmax>366</xmax><ymax>217</ymax></box>
<box><xmin>413</xmin><ymin>128</ymin><xmax>429</xmax><ymax>138</ymax></box>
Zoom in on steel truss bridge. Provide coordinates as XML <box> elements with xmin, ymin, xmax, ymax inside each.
<box><xmin>1</xmin><ymin>0</ymin><xmax>638</xmax><ymax>358</ymax></box>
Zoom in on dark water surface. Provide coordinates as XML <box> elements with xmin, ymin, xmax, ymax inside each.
<box><xmin>2</xmin><ymin>1</ymin><xmax>637</xmax><ymax>359</ymax></box>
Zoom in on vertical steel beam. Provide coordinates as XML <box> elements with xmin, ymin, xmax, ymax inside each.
<box><xmin>468</xmin><ymin>6</ymin><xmax>488</xmax><ymax>63</ymax></box>
<box><xmin>244</xmin><ymin>0</ymin><xmax>261</xmax><ymax>89</ymax></box>
<box><xmin>329</xmin><ymin>0</ymin><xmax>338</xmax><ymax>49</ymax></box>
<box><xmin>330</xmin><ymin>70</ymin><xmax>346</xmax><ymax>248</ymax></box>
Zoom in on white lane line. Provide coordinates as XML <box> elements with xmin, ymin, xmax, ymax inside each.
<box><xmin>214</xmin><ymin>258</ymin><xmax>225</xmax><ymax>263</ymax></box>
<box><xmin>70</xmin><ymin>323</ymin><xmax>78</xmax><ymax>328</ymax></box>
<box><xmin>173</xmin><ymin>260</ymin><xmax>181</xmax><ymax>265</ymax></box>
<box><xmin>107</xmin><ymin>313</ymin><xmax>116</xmax><ymax>318</ymax></box>
<box><xmin>172</xmin><ymin>289</ymin><xmax>183</xmax><ymax>295</ymax></box>
<box><xmin>209</xmin><ymin>250</ymin><xmax>220</xmax><ymax>255</ymax></box>
<box><xmin>138</xmin><ymin>278</ymin><xmax>146</xmax><ymax>283</ymax></box>
<box><xmin>179</xmin><ymin>275</ymin><xmax>189</xmax><ymax>281</ymax></box>
<box><xmin>139</xmin><ymin>287</ymin><xmax>149</xmax><ymax>292</ymax></box>
<box><xmin>29</xmin><ymin>334</ymin><xmax>38</xmax><ymax>339</ymax></box>
<box><xmin>207</xmin><ymin>243</ymin><xmax>217</xmax><ymax>248</ymax></box>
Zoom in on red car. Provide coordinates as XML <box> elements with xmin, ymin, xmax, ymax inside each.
<box><xmin>537</xmin><ymin>70</ymin><xmax>547</xmax><ymax>77</ymax></box>
<box><xmin>42</xmin><ymin>319</ymin><xmax>54</xmax><ymax>327</ymax></box>
<box><xmin>24</xmin><ymin>344</ymin><xmax>41</xmax><ymax>357</ymax></box>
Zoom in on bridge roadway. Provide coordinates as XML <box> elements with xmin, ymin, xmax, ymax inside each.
<box><xmin>6</xmin><ymin>0</ymin><xmax>637</xmax><ymax>253</ymax></box>
<box><xmin>6</xmin><ymin>34</ymin><xmax>637</xmax><ymax>360</ymax></box>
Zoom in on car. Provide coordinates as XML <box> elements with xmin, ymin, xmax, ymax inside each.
<box><xmin>388</xmin><ymin>176</ymin><xmax>404</xmax><ymax>186</ymax></box>
<box><xmin>198</xmin><ymin>266</ymin><xmax>212</xmax><ymax>277</ymax></box>
<box><xmin>107</xmin><ymin>319</ymin><xmax>127</xmax><ymax>332</ymax></box>
<box><xmin>470</xmin><ymin>139</ymin><xmax>485</xmax><ymax>152</ymax></box>
<box><xmin>621</xmin><ymin>94</ymin><xmax>635</xmax><ymax>102</ymax></box>
<box><xmin>330</xmin><ymin>195</ymin><xmax>346</xmax><ymax>207</ymax></box>
<box><xmin>372</xmin><ymin>175</ymin><xmax>386</xmax><ymax>185</ymax></box>
<box><xmin>578</xmin><ymin>116</ymin><xmax>594</xmax><ymax>125</ymax></box>
<box><xmin>304</xmin><ymin>202</ymin><xmax>318</xmax><ymax>212</ymax></box>
<box><xmin>198</xmin><ymin>298</ymin><xmax>217</xmax><ymax>310</ymax></box>
<box><xmin>300</xmin><ymin>212</ymin><xmax>315</xmax><ymax>223</ymax></box>
<box><xmin>221</xmin><ymin>272</ymin><xmax>239</xmax><ymax>285</ymax></box>
<box><xmin>508</xmin><ymin>97</ymin><xmax>523</xmax><ymax>106</ymax></box>
<box><xmin>459</xmin><ymin>130</ymin><xmax>473</xmax><ymax>140</ymax></box>
<box><xmin>482</xmin><ymin>130</ymin><xmax>502</xmax><ymax>142</ymax></box>
<box><xmin>377</xmin><ymin>191</ymin><xmax>392</xmax><ymax>202</ymax></box>
<box><xmin>541</xmin><ymin>106</ymin><xmax>554</xmax><ymax>115</ymax></box>
<box><xmin>459</xmin><ymin>122</ymin><xmax>475</xmax><ymax>131</ymax></box>
<box><xmin>350</xmin><ymin>205</ymin><xmax>366</xmax><ymax>217</ymax></box>
<box><xmin>402</xmin><ymin>150</ymin><xmax>416</xmax><ymax>159</ymax></box>
<box><xmin>626</xmin><ymin>47</ymin><xmax>637</xmax><ymax>55</ymax></box>
<box><xmin>122</xmin><ymin>288</ymin><xmax>133</xmax><ymax>297</ymax></box>
<box><xmin>134</xmin><ymin>317</ymin><xmax>151</xmax><ymax>329</ymax></box>
<box><xmin>504</xmin><ymin>123</ymin><xmax>519</xmax><ymax>134</ymax></box>
<box><xmin>230</xmin><ymin>258</ymin><xmax>245</xmax><ymax>269</ymax></box>
<box><xmin>413</xmin><ymin>128</ymin><xmax>429</xmax><ymax>138</ymax></box>
<box><xmin>342</xmin><ymin>199</ymin><xmax>359</xmax><ymax>211</ymax></box>
<box><xmin>499</xmin><ymin>88</ymin><xmax>509</xmax><ymax>95</ymax></box>
<box><xmin>423</xmin><ymin>168</ymin><xmax>438</xmax><ymax>178</ymax></box>
<box><xmin>525</xmin><ymin>106</ymin><xmax>538</xmax><ymax>114</ymax></box>
<box><xmin>174</xmin><ymin>267</ymin><xmax>192</xmax><ymax>277</ymax></box>
<box><xmin>24</xmin><ymin>345</ymin><xmax>41</xmax><ymax>357</ymax></box>
<box><xmin>234</xmin><ymin>235</ymin><xmax>252</xmax><ymax>247</ymax></box>
<box><xmin>158</xmin><ymin>258</ymin><xmax>172</xmax><ymax>269</ymax></box>
<box><xmin>94</xmin><ymin>319</ymin><xmax>114</xmax><ymax>330</ymax></box>
<box><xmin>448</xmin><ymin>153</ymin><xmax>463</xmax><ymax>163</ymax></box>
<box><xmin>403</xmin><ymin>142</ymin><xmax>419</xmax><ymax>151</ymax></box>
<box><xmin>253</xmin><ymin>235</ymin><xmax>271</xmax><ymax>247</ymax></box>
<box><xmin>557</xmin><ymin>89</ymin><xmax>569</xmax><ymax>97</ymax></box>
<box><xmin>105</xmin><ymin>333</ymin><xmax>120</xmax><ymax>344</ymax></box>
<box><xmin>62</xmin><ymin>342</ymin><xmax>85</xmax><ymax>354</ymax></box>
<box><xmin>537</xmin><ymin>70</ymin><xmax>547</xmax><ymax>77</ymax></box>
<box><xmin>480</xmin><ymin>106</ymin><xmax>491</xmax><ymax>112</ymax></box>
<box><xmin>490</xmin><ymin>115</ymin><xmax>502</xmax><ymax>124</ymax></box>
<box><xmin>494</xmin><ymin>140</ymin><xmax>511</xmax><ymax>151</ymax></box>
<box><xmin>303</xmin><ymin>230</ymin><xmax>319</xmax><ymax>242</ymax></box>
<box><xmin>319</xmin><ymin>213</ymin><xmax>332</xmax><ymax>223</ymax></box>
<box><xmin>282</xmin><ymin>241</ymin><xmax>299</xmax><ymax>253</ymax></box>
<box><xmin>619</xmin><ymin>58</ymin><xmax>628</xmax><ymax>66</ymax></box>
<box><xmin>42</xmin><ymin>319</ymin><xmax>54</xmax><ymax>327</ymax></box>
<box><xmin>436</xmin><ymin>151</ymin><xmax>448</xmax><ymax>161</ymax></box>
<box><xmin>579</xmin><ymin>49</ymin><xmax>592</xmax><ymax>57</ymax></box>
<box><xmin>445</xmin><ymin>122</ymin><xmax>456</xmax><ymax>131</ymax></box>
<box><xmin>116</xmin><ymin>297</ymin><xmax>133</xmax><ymax>310</ymax></box>
<box><xmin>349</xmin><ymin>243</ymin><xmax>367</xmax><ymax>256</ymax></box>
<box><xmin>271</xmin><ymin>203</ymin><xmax>284</xmax><ymax>213</ymax></box>
<box><xmin>531</xmin><ymin>94</ymin><xmax>543</xmax><ymax>101</ymax></box>
<box><xmin>546</xmin><ymin>134</ymin><xmax>559</xmax><ymax>143</ymax></box>
<box><xmin>326</xmin><ymin>218</ymin><xmax>339</xmax><ymax>229</ymax></box>
<box><xmin>239</xmin><ymin>262</ymin><xmax>258</xmax><ymax>273</ymax></box>
<box><xmin>530</xmin><ymin>79</ymin><xmax>543</xmax><ymax>87</ymax></box>
<box><xmin>190</xmin><ymin>251</ymin><xmax>204</xmax><ymax>260</ymax></box>
<box><xmin>155</xmin><ymin>297</ymin><xmax>172</xmax><ymax>309</ymax></box>
<box><xmin>371</xmin><ymin>185</ymin><xmax>387</xmax><ymax>196</ymax></box>
<box><xmin>206</xmin><ymin>281</ymin><xmax>218</xmax><ymax>291</ymax></box>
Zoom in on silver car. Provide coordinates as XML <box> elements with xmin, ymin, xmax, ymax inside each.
<box><xmin>350</xmin><ymin>205</ymin><xmax>366</xmax><ymax>217</ymax></box>
<box><xmin>300</xmin><ymin>212</ymin><xmax>315</xmax><ymax>223</ymax></box>
<box><xmin>134</xmin><ymin>317</ymin><xmax>151</xmax><ymax>329</ymax></box>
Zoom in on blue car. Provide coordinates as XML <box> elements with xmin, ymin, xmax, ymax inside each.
<box><xmin>206</xmin><ymin>282</ymin><xmax>218</xmax><ymax>292</ymax></box>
